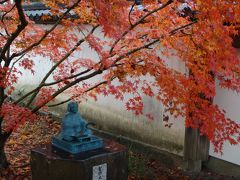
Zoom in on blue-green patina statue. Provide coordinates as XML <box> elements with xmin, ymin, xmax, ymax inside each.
<box><xmin>52</xmin><ymin>101</ymin><xmax>103</xmax><ymax>154</ymax></box>
<box><xmin>60</xmin><ymin>101</ymin><xmax>92</xmax><ymax>141</ymax></box>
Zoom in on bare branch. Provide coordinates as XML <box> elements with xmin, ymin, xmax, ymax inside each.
<box><xmin>109</xmin><ymin>0</ymin><xmax>173</xmax><ymax>54</ymax></box>
<box><xmin>48</xmin><ymin>77</ymin><xmax>116</xmax><ymax>107</ymax></box>
<box><xmin>0</xmin><ymin>0</ymin><xmax>28</xmax><ymax>64</ymax></box>
<box><xmin>128</xmin><ymin>1</ymin><xmax>136</xmax><ymax>27</ymax></box>
<box><xmin>47</xmin><ymin>98</ymin><xmax>73</xmax><ymax>108</ymax></box>
<box><xmin>14</xmin><ymin>19</ymin><xmax>195</xmax><ymax>107</ymax></box>
<box><xmin>0</xmin><ymin>0</ymin><xmax>27</xmax><ymax>109</ymax></box>
<box><xmin>31</xmin><ymin>69</ymin><xmax>103</xmax><ymax>113</ymax></box>
<box><xmin>0</xmin><ymin>0</ymin><xmax>8</xmax><ymax>4</ymax></box>
<box><xmin>1</xmin><ymin>3</ymin><xmax>16</xmax><ymax>22</ymax></box>
<box><xmin>169</xmin><ymin>20</ymin><xmax>197</xmax><ymax>36</ymax></box>
<box><xmin>45</xmin><ymin>69</ymin><xmax>92</xmax><ymax>87</ymax></box>
<box><xmin>1</xmin><ymin>3</ymin><xmax>16</xmax><ymax>37</ymax></box>
<box><xmin>30</xmin><ymin>37</ymin><xmax>162</xmax><ymax>113</ymax></box>
<box><xmin>48</xmin><ymin>58</ymin><xmax>149</xmax><ymax>108</ymax></box>
<box><xmin>10</xmin><ymin>0</ymin><xmax>82</xmax><ymax>60</ymax></box>
<box><xmin>112</xmin><ymin>39</ymin><xmax>159</xmax><ymax>66</ymax></box>
<box><xmin>13</xmin><ymin>68</ymin><xmax>93</xmax><ymax>105</ymax></box>
<box><xmin>25</xmin><ymin>39</ymin><xmax>85</xmax><ymax>107</ymax></box>
<box><xmin>13</xmin><ymin>85</ymin><xmax>41</xmax><ymax>105</ymax></box>
<box><xmin>111</xmin><ymin>21</ymin><xmax>197</xmax><ymax>65</ymax></box>
<box><xmin>14</xmin><ymin>26</ymin><xmax>99</xmax><ymax>106</ymax></box>
<box><xmin>6</xmin><ymin>53</ymin><xmax>26</xmax><ymax>82</ymax></box>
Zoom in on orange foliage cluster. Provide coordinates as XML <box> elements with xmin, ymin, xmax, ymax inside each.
<box><xmin>0</xmin><ymin>0</ymin><xmax>239</xmax><ymax>153</ymax></box>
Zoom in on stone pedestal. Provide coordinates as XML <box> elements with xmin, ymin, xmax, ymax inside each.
<box><xmin>52</xmin><ymin>135</ymin><xmax>104</xmax><ymax>154</ymax></box>
<box><xmin>31</xmin><ymin>140</ymin><xmax>128</xmax><ymax>180</ymax></box>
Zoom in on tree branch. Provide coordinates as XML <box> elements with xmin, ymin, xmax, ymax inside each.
<box><xmin>1</xmin><ymin>3</ymin><xmax>16</xmax><ymax>37</ymax></box>
<box><xmin>0</xmin><ymin>0</ymin><xmax>8</xmax><ymax>4</ymax></box>
<box><xmin>109</xmin><ymin>0</ymin><xmax>173</xmax><ymax>54</ymax></box>
<box><xmin>112</xmin><ymin>39</ymin><xmax>159</xmax><ymax>65</ymax></box>
<box><xmin>12</xmin><ymin>18</ymin><xmax>197</xmax><ymax>117</ymax></box>
<box><xmin>128</xmin><ymin>1</ymin><xmax>136</xmax><ymax>27</ymax></box>
<box><xmin>5</xmin><ymin>53</ymin><xmax>26</xmax><ymax>82</ymax></box>
<box><xmin>14</xmin><ymin>25</ymin><xmax>98</xmax><ymax>106</ymax></box>
<box><xmin>13</xmin><ymin>68</ymin><xmax>93</xmax><ymax>106</ymax></box>
<box><xmin>48</xmin><ymin>77</ymin><xmax>116</xmax><ymax>107</ymax></box>
<box><xmin>13</xmin><ymin>19</ymin><xmax>195</xmax><ymax>107</ymax></box>
<box><xmin>9</xmin><ymin>0</ymin><xmax>82</xmax><ymax>60</ymax></box>
<box><xmin>30</xmin><ymin>38</ymin><xmax>162</xmax><ymax>112</ymax></box>
<box><xmin>0</xmin><ymin>1</ymin><xmax>27</xmax><ymax>114</ymax></box>
<box><xmin>0</xmin><ymin>0</ymin><xmax>28</xmax><ymax>64</ymax></box>
<box><xmin>169</xmin><ymin>20</ymin><xmax>197</xmax><ymax>36</ymax></box>
<box><xmin>31</xmin><ymin>69</ymin><xmax>103</xmax><ymax>113</ymax></box>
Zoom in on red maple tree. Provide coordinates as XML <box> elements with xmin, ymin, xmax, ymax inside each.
<box><xmin>0</xmin><ymin>0</ymin><xmax>239</xmax><ymax>167</ymax></box>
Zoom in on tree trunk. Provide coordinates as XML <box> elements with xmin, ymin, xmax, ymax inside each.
<box><xmin>183</xmin><ymin>127</ymin><xmax>209</xmax><ymax>172</ymax></box>
<box><xmin>0</xmin><ymin>133</ymin><xmax>10</xmax><ymax>168</ymax></box>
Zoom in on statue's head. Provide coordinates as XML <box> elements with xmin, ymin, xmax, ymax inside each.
<box><xmin>67</xmin><ymin>101</ymin><xmax>79</xmax><ymax>113</ymax></box>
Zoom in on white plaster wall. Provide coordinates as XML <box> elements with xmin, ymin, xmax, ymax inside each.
<box><xmin>13</xmin><ymin>24</ymin><xmax>240</xmax><ymax>162</ymax></box>
<box><xmin>210</xmin><ymin>86</ymin><xmax>240</xmax><ymax>165</ymax></box>
<box><xmin>13</xmin><ymin>25</ymin><xmax>186</xmax><ymax>155</ymax></box>
<box><xmin>210</xmin><ymin>49</ymin><xmax>240</xmax><ymax>166</ymax></box>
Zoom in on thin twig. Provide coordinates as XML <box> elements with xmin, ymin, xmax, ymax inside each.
<box><xmin>6</xmin><ymin>53</ymin><xmax>26</xmax><ymax>82</ymax></box>
<box><xmin>1</xmin><ymin>3</ymin><xmax>16</xmax><ymax>37</ymax></box>
<box><xmin>14</xmin><ymin>26</ymin><xmax>98</xmax><ymax>106</ymax></box>
<box><xmin>25</xmin><ymin>25</ymin><xmax>98</xmax><ymax>107</ymax></box>
<box><xmin>0</xmin><ymin>0</ymin><xmax>28</xmax><ymax>63</ymax></box>
<box><xmin>128</xmin><ymin>2</ymin><xmax>136</xmax><ymax>27</ymax></box>
<box><xmin>109</xmin><ymin>0</ymin><xmax>173</xmax><ymax>55</ymax></box>
<box><xmin>48</xmin><ymin>77</ymin><xmax>116</xmax><ymax>107</ymax></box>
<box><xmin>32</xmin><ymin>37</ymin><xmax>163</xmax><ymax>113</ymax></box>
<box><xmin>170</xmin><ymin>20</ymin><xmax>197</xmax><ymax>35</ymax></box>
<box><xmin>0</xmin><ymin>0</ymin><xmax>8</xmax><ymax>4</ymax></box>
<box><xmin>9</xmin><ymin>0</ymin><xmax>82</xmax><ymax>60</ymax></box>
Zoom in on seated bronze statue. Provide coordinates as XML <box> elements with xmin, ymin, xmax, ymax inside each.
<box><xmin>60</xmin><ymin>101</ymin><xmax>92</xmax><ymax>142</ymax></box>
<box><xmin>52</xmin><ymin>101</ymin><xmax>103</xmax><ymax>154</ymax></box>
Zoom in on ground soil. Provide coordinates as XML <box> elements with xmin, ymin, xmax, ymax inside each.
<box><xmin>0</xmin><ymin>114</ymin><xmax>238</xmax><ymax>180</ymax></box>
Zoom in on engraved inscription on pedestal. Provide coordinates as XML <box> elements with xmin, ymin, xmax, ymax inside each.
<box><xmin>92</xmin><ymin>163</ymin><xmax>107</xmax><ymax>180</ymax></box>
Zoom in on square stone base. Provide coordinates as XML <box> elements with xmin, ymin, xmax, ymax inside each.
<box><xmin>52</xmin><ymin>135</ymin><xmax>104</xmax><ymax>154</ymax></box>
<box><xmin>31</xmin><ymin>139</ymin><xmax>128</xmax><ymax>180</ymax></box>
